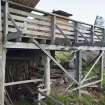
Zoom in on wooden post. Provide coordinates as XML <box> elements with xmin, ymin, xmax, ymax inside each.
<box><xmin>75</xmin><ymin>51</ymin><xmax>82</xmax><ymax>96</ymax></box>
<box><xmin>44</xmin><ymin>51</ymin><xmax>51</xmax><ymax>95</ymax></box>
<box><xmin>102</xmin><ymin>29</ymin><xmax>105</xmax><ymax>46</ymax></box>
<box><xmin>0</xmin><ymin>0</ymin><xmax>1</xmax><ymax>33</ymax></box>
<box><xmin>90</xmin><ymin>26</ymin><xmax>94</xmax><ymax>45</ymax></box>
<box><xmin>74</xmin><ymin>22</ymin><xmax>78</xmax><ymax>45</ymax></box>
<box><xmin>51</xmin><ymin>16</ymin><xmax>56</xmax><ymax>44</ymax></box>
<box><xmin>0</xmin><ymin>1</ymin><xmax>7</xmax><ymax>105</ymax></box>
<box><xmin>4</xmin><ymin>0</ymin><xmax>8</xmax><ymax>43</ymax></box>
<box><xmin>0</xmin><ymin>48</ymin><xmax>6</xmax><ymax>105</ymax></box>
<box><xmin>0</xmin><ymin>0</ymin><xmax>1</xmax><ymax>44</ymax></box>
<box><xmin>98</xmin><ymin>50</ymin><xmax>104</xmax><ymax>88</ymax></box>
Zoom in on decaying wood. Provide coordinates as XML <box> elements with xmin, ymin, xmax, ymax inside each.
<box><xmin>1</xmin><ymin>5</ymin><xmax>104</xmax><ymax>44</ymax></box>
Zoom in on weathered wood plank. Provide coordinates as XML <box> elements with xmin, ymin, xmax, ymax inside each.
<box><xmin>0</xmin><ymin>45</ymin><xmax>7</xmax><ymax>105</ymax></box>
<box><xmin>1</xmin><ymin>4</ymin><xmax>105</xmax><ymax>44</ymax></box>
<box><xmin>5</xmin><ymin>79</ymin><xmax>42</xmax><ymax>86</ymax></box>
<box><xmin>9</xmin><ymin>8</ymin><xmax>51</xmax><ymax>21</ymax></box>
<box><xmin>51</xmin><ymin>16</ymin><xmax>56</xmax><ymax>43</ymax></box>
<box><xmin>5</xmin><ymin>42</ymin><xmax>105</xmax><ymax>50</ymax></box>
<box><xmin>43</xmin><ymin>51</ymin><xmax>51</xmax><ymax>95</ymax></box>
<box><xmin>8</xmin><ymin>14</ymin><xmax>74</xmax><ymax>32</ymax></box>
<box><xmin>0</xmin><ymin>1</ymin><xmax>1</xmax><ymax>32</ymax></box>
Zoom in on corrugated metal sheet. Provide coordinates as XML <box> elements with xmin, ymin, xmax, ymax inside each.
<box><xmin>11</xmin><ymin>0</ymin><xmax>40</xmax><ymax>8</ymax></box>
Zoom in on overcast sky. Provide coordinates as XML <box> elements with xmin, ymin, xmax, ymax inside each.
<box><xmin>36</xmin><ymin>0</ymin><xmax>105</xmax><ymax>24</ymax></box>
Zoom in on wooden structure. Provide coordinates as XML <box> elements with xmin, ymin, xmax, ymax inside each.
<box><xmin>12</xmin><ymin>0</ymin><xmax>40</xmax><ymax>7</ymax></box>
<box><xmin>0</xmin><ymin>0</ymin><xmax>105</xmax><ymax>105</ymax></box>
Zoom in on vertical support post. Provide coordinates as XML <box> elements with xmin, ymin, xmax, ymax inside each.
<box><xmin>0</xmin><ymin>0</ymin><xmax>1</xmax><ymax>33</ymax></box>
<box><xmin>45</xmin><ymin>52</ymin><xmax>51</xmax><ymax>95</ymax></box>
<box><xmin>44</xmin><ymin>51</ymin><xmax>51</xmax><ymax>95</ymax></box>
<box><xmin>98</xmin><ymin>50</ymin><xmax>104</xmax><ymax>88</ymax></box>
<box><xmin>102</xmin><ymin>29</ymin><xmax>105</xmax><ymax>46</ymax></box>
<box><xmin>0</xmin><ymin>0</ymin><xmax>2</xmax><ymax>44</ymax></box>
<box><xmin>74</xmin><ymin>22</ymin><xmax>78</xmax><ymax>45</ymax></box>
<box><xmin>75</xmin><ymin>50</ymin><xmax>82</xmax><ymax>96</ymax></box>
<box><xmin>0</xmin><ymin>1</ymin><xmax>8</xmax><ymax>105</ymax></box>
<box><xmin>4</xmin><ymin>0</ymin><xmax>8</xmax><ymax>43</ymax></box>
<box><xmin>0</xmin><ymin>48</ymin><xmax>6</xmax><ymax>105</ymax></box>
<box><xmin>90</xmin><ymin>26</ymin><xmax>94</xmax><ymax>45</ymax></box>
<box><xmin>51</xmin><ymin>15</ymin><xmax>56</xmax><ymax>44</ymax></box>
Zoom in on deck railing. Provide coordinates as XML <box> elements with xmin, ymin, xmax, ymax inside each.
<box><xmin>1</xmin><ymin>0</ymin><xmax>105</xmax><ymax>46</ymax></box>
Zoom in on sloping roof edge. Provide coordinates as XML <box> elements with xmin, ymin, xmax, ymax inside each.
<box><xmin>10</xmin><ymin>0</ymin><xmax>40</xmax><ymax>11</ymax></box>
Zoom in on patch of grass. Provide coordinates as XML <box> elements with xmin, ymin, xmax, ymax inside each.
<box><xmin>15</xmin><ymin>99</ymin><xmax>32</xmax><ymax>105</ymax></box>
<box><xmin>45</xmin><ymin>95</ymin><xmax>96</xmax><ymax>105</ymax></box>
<box><xmin>55</xmin><ymin>52</ymin><xmax>73</xmax><ymax>65</ymax></box>
<box><xmin>98</xmin><ymin>96</ymin><xmax>105</xmax><ymax>105</ymax></box>
<box><xmin>102</xmin><ymin>70</ymin><xmax>105</xmax><ymax>89</ymax></box>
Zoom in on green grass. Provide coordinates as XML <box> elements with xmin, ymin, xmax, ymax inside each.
<box><xmin>45</xmin><ymin>95</ymin><xmax>96</xmax><ymax>105</ymax></box>
<box><xmin>102</xmin><ymin>70</ymin><xmax>105</xmax><ymax>89</ymax></box>
<box><xmin>55</xmin><ymin>51</ymin><xmax>73</xmax><ymax>65</ymax></box>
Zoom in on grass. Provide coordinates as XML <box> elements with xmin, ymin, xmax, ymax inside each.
<box><xmin>55</xmin><ymin>51</ymin><xmax>74</xmax><ymax>65</ymax></box>
<box><xmin>45</xmin><ymin>95</ymin><xmax>105</xmax><ymax>105</ymax></box>
<box><xmin>102</xmin><ymin>70</ymin><xmax>105</xmax><ymax>89</ymax></box>
<box><xmin>45</xmin><ymin>95</ymin><xmax>96</xmax><ymax>105</ymax></box>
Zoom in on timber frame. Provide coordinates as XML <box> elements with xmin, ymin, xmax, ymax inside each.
<box><xmin>0</xmin><ymin>0</ymin><xmax>105</xmax><ymax>105</ymax></box>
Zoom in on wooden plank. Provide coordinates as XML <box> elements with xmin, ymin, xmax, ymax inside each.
<box><xmin>5</xmin><ymin>79</ymin><xmax>42</xmax><ymax>86</ymax></box>
<box><xmin>8</xmin><ymin>8</ymin><xmax>73</xmax><ymax>29</ymax></box>
<box><xmin>9</xmin><ymin>8</ymin><xmax>51</xmax><ymax>21</ymax></box>
<box><xmin>8</xmin><ymin>18</ymin><xmax>74</xmax><ymax>33</ymax></box>
<box><xmin>51</xmin><ymin>16</ymin><xmax>56</xmax><ymax>44</ymax></box>
<box><xmin>0</xmin><ymin>1</ymin><xmax>2</xmax><ymax>43</ymax></box>
<box><xmin>8</xmin><ymin>20</ymin><xmax>51</xmax><ymax>31</ymax></box>
<box><xmin>8</xmin><ymin>26</ymin><xmax>74</xmax><ymax>36</ymax></box>
<box><xmin>0</xmin><ymin>1</ymin><xmax>8</xmax><ymax>104</ymax></box>
<box><xmin>9</xmin><ymin>14</ymin><xmax>51</xmax><ymax>26</ymax></box>
<box><xmin>8</xmin><ymin>14</ymin><xmax>74</xmax><ymax>32</ymax></box>
<box><xmin>74</xmin><ymin>22</ymin><xmax>78</xmax><ymax>43</ymax></box>
<box><xmin>5</xmin><ymin>42</ymin><xmax>105</xmax><ymax>50</ymax></box>
<box><xmin>98</xmin><ymin>50</ymin><xmax>104</xmax><ymax>88</ymax></box>
<box><xmin>8</xmin><ymin>20</ymin><xmax>74</xmax><ymax>35</ymax></box>
<box><xmin>56</xmin><ymin>19</ymin><xmax>72</xmax><ymax>26</ymax></box>
<box><xmin>75</xmin><ymin>51</ymin><xmax>82</xmax><ymax>96</ymax></box>
<box><xmin>10</xmin><ymin>0</ymin><xmax>40</xmax><ymax>9</ymax></box>
<box><xmin>0</xmin><ymin>48</ymin><xmax>6</xmax><ymax>105</ymax></box>
<box><xmin>0</xmin><ymin>0</ymin><xmax>1</xmax><ymax>31</ymax></box>
<box><xmin>44</xmin><ymin>52</ymin><xmax>51</xmax><ymax>95</ymax></box>
<box><xmin>26</xmin><ymin>18</ymin><xmax>51</xmax><ymax>27</ymax></box>
<box><xmin>72</xmin><ymin>80</ymin><xmax>102</xmax><ymax>91</ymax></box>
<box><xmin>8</xmin><ymin>27</ymin><xmax>102</xmax><ymax>42</ymax></box>
<box><xmin>4</xmin><ymin>0</ymin><xmax>8</xmax><ymax>42</ymax></box>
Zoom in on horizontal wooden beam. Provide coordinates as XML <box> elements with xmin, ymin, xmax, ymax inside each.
<box><xmin>4</xmin><ymin>42</ymin><xmax>105</xmax><ymax>51</ymax></box>
<box><xmin>71</xmin><ymin>80</ymin><xmax>101</xmax><ymax>91</ymax></box>
<box><xmin>4</xmin><ymin>79</ymin><xmax>42</xmax><ymax>86</ymax></box>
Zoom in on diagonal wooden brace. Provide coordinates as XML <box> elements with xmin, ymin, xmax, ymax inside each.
<box><xmin>30</xmin><ymin>38</ymin><xmax>79</xmax><ymax>85</ymax></box>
